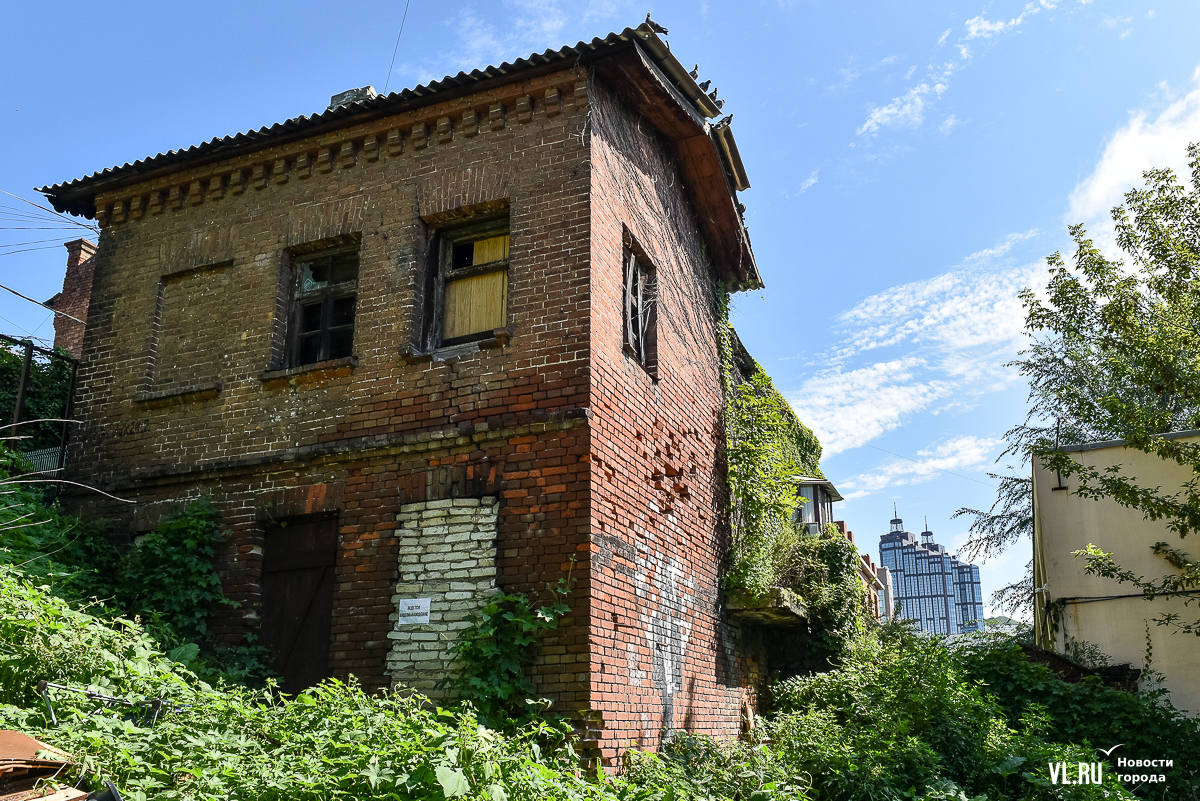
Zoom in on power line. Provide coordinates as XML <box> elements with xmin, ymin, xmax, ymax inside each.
<box><xmin>383</xmin><ymin>0</ymin><xmax>413</xmax><ymax>94</ymax></box>
<box><xmin>0</xmin><ymin>191</ymin><xmax>98</xmax><ymax>234</ymax></box>
<box><xmin>0</xmin><ymin>281</ymin><xmax>83</xmax><ymax>323</ymax></box>
<box><xmin>0</xmin><ymin>245</ymin><xmax>65</xmax><ymax>258</ymax></box>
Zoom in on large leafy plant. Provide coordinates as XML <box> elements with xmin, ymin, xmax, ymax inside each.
<box><xmin>441</xmin><ymin>581</ymin><xmax>571</xmax><ymax>728</ymax></box>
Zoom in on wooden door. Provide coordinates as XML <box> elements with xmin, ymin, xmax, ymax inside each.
<box><xmin>260</xmin><ymin>518</ymin><xmax>338</xmax><ymax>694</ymax></box>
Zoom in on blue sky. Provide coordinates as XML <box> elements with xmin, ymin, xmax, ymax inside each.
<box><xmin>4</xmin><ymin>0</ymin><xmax>1200</xmax><ymax>613</ymax></box>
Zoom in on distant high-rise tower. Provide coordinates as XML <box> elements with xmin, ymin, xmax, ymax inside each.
<box><xmin>879</xmin><ymin>513</ymin><xmax>984</xmax><ymax>634</ymax></box>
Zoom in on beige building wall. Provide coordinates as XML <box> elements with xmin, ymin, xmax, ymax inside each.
<box><xmin>1033</xmin><ymin>433</ymin><xmax>1200</xmax><ymax>715</ymax></box>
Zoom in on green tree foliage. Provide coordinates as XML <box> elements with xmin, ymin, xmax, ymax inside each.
<box><xmin>952</xmin><ymin>474</ymin><xmax>1033</xmax><ymax>616</ymax></box>
<box><xmin>958</xmin><ymin>144</ymin><xmax>1200</xmax><ymax>627</ymax></box>
<box><xmin>1016</xmin><ymin>144</ymin><xmax>1200</xmax><ymax>634</ymax></box>
<box><xmin>0</xmin><ymin>342</ymin><xmax>74</xmax><ymax>451</ymax></box>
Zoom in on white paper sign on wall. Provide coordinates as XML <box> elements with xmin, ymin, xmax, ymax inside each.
<box><xmin>396</xmin><ymin>597</ymin><xmax>431</xmax><ymax>625</ymax></box>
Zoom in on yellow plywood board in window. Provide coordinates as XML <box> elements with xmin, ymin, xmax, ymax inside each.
<box><xmin>444</xmin><ymin>270</ymin><xmax>507</xmax><ymax>340</ymax></box>
<box><xmin>473</xmin><ymin>235</ymin><xmax>510</xmax><ymax>265</ymax></box>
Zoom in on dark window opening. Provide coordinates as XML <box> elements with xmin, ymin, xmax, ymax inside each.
<box><xmin>623</xmin><ymin>244</ymin><xmax>657</xmax><ymax>377</ymax></box>
<box><xmin>288</xmin><ymin>247</ymin><xmax>358</xmax><ymax>367</ymax></box>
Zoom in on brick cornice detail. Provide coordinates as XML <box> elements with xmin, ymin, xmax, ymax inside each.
<box><xmin>92</xmin><ymin>73</ymin><xmax>588</xmax><ymax>228</ymax></box>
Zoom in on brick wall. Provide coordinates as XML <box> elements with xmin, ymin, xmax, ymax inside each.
<box><xmin>50</xmin><ymin>238</ymin><xmax>96</xmax><ymax>359</ymax></box>
<box><xmin>584</xmin><ymin>80</ymin><xmax>749</xmax><ymax>762</ymax></box>
<box><xmin>64</xmin><ymin>65</ymin><xmax>595</xmax><ymax>705</ymax></box>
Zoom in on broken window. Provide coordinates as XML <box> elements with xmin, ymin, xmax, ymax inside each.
<box><xmin>623</xmin><ymin>242</ymin><xmax>657</xmax><ymax>376</ymax></box>
<box><xmin>288</xmin><ymin>245</ymin><xmax>358</xmax><ymax>367</ymax></box>
<box><xmin>432</xmin><ymin>216</ymin><xmax>510</xmax><ymax>346</ymax></box>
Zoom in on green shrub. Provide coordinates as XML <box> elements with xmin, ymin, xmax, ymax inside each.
<box><xmin>782</xmin><ymin>523</ymin><xmax>867</xmax><ymax>668</ymax></box>
<box><xmin>768</xmin><ymin>621</ymin><xmax>1136</xmax><ymax>800</ymax></box>
<box><xmin>959</xmin><ymin>637</ymin><xmax>1200</xmax><ymax>800</ymax></box>
<box><xmin>115</xmin><ymin>497</ymin><xmax>229</xmax><ymax>645</ymax></box>
<box><xmin>1</xmin><ymin>446</ymin><xmax>272</xmax><ymax>686</ymax></box>
<box><xmin>441</xmin><ymin>582</ymin><xmax>571</xmax><ymax>729</ymax></box>
<box><xmin>622</xmin><ymin>731</ymin><xmax>807</xmax><ymax>800</ymax></box>
<box><xmin>0</xmin><ymin>565</ymin><xmax>192</xmax><ymax>709</ymax></box>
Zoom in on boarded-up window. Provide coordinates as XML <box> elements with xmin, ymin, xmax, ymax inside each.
<box><xmin>260</xmin><ymin>518</ymin><xmax>338</xmax><ymax>694</ymax></box>
<box><xmin>435</xmin><ymin>219</ymin><xmax>510</xmax><ymax>345</ymax></box>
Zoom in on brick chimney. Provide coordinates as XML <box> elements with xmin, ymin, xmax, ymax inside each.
<box><xmin>49</xmin><ymin>238</ymin><xmax>97</xmax><ymax>359</ymax></box>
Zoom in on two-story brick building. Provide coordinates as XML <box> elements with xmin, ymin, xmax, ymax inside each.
<box><xmin>41</xmin><ymin>21</ymin><xmax>766</xmax><ymax>764</ymax></box>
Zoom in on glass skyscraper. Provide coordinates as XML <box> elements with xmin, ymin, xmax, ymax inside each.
<box><xmin>879</xmin><ymin>513</ymin><xmax>985</xmax><ymax>635</ymax></box>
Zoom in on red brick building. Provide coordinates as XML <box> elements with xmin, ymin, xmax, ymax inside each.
<box><xmin>41</xmin><ymin>22</ymin><xmax>766</xmax><ymax>764</ymax></box>
<box><xmin>46</xmin><ymin>238</ymin><xmax>96</xmax><ymax>360</ymax></box>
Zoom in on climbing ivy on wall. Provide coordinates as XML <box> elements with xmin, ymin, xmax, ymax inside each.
<box><xmin>718</xmin><ymin>295</ymin><xmax>823</xmax><ymax>598</ymax></box>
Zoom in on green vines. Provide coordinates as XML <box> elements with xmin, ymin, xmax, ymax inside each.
<box><xmin>719</xmin><ymin>295</ymin><xmax>822</xmax><ymax>598</ymax></box>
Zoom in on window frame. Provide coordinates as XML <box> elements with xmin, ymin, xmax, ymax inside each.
<box><xmin>427</xmin><ymin>213</ymin><xmax>511</xmax><ymax>349</ymax></box>
<box><xmin>622</xmin><ymin>235</ymin><xmax>658</xmax><ymax>378</ymax></box>
<box><xmin>285</xmin><ymin>243</ymin><xmax>360</xmax><ymax>369</ymax></box>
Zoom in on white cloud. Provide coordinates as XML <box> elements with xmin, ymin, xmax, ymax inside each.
<box><xmin>965</xmin><ymin>15</ymin><xmax>1022</xmax><ymax>38</ymax></box>
<box><xmin>788</xmin><ymin>358</ymin><xmax>954</xmax><ymax>457</ymax></box>
<box><xmin>840</xmin><ymin>435</ymin><xmax>1002</xmax><ymax>498</ymax></box>
<box><xmin>1101</xmin><ymin>15</ymin><xmax>1133</xmax><ymax>28</ymax></box>
<box><xmin>1067</xmin><ymin>65</ymin><xmax>1200</xmax><ymax>253</ymax></box>
<box><xmin>829</xmin><ymin>55</ymin><xmax>903</xmax><ymax>92</ymax></box>
<box><xmin>939</xmin><ymin>113</ymin><xmax>962</xmax><ymax>133</ymax></box>
<box><xmin>965</xmin><ymin>0</ymin><xmax>1057</xmax><ymax>40</ymax></box>
<box><xmin>857</xmin><ymin>16</ymin><xmax>978</xmax><ymax>135</ymax></box>
<box><xmin>857</xmin><ymin>0</ymin><xmax>1063</xmax><ymax>137</ymax></box>
<box><xmin>787</xmin><ymin>233</ymin><xmax>1049</xmax><ymax>464</ymax></box>
<box><xmin>407</xmin><ymin>0</ymin><xmax>625</xmax><ymax>85</ymax></box>
<box><xmin>858</xmin><ymin>83</ymin><xmax>933</xmax><ymax>134</ymax></box>
<box><xmin>961</xmin><ymin>228</ymin><xmax>1040</xmax><ymax>262</ymax></box>
<box><xmin>833</xmin><ymin>243</ymin><xmax>1043</xmax><ymax>360</ymax></box>
<box><xmin>798</xmin><ymin>170</ymin><xmax>819</xmax><ymax>193</ymax></box>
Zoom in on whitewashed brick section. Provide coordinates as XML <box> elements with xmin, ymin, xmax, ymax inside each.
<box><xmin>386</xmin><ymin>497</ymin><xmax>500</xmax><ymax>696</ymax></box>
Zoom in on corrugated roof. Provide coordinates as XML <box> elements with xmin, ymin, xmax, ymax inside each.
<box><xmin>39</xmin><ymin>23</ymin><xmax>720</xmax><ymax>214</ymax></box>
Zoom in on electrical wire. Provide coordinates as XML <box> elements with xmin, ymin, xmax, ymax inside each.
<box><xmin>0</xmin><ymin>282</ymin><xmax>83</xmax><ymax>323</ymax></box>
<box><xmin>382</xmin><ymin>0</ymin><xmax>413</xmax><ymax>94</ymax></box>
<box><xmin>0</xmin><ymin>245</ymin><xmax>65</xmax><ymax>257</ymax></box>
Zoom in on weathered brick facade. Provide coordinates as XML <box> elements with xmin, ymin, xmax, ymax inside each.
<box><xmin>47</xmin><ymin>238</ymin><xmax>96</xmax><ymax>360</ymax></box>
<box><xmin>43</xmin><ymin>22</ymin><xmax>763</xmax><ymax>765</ymax></box>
